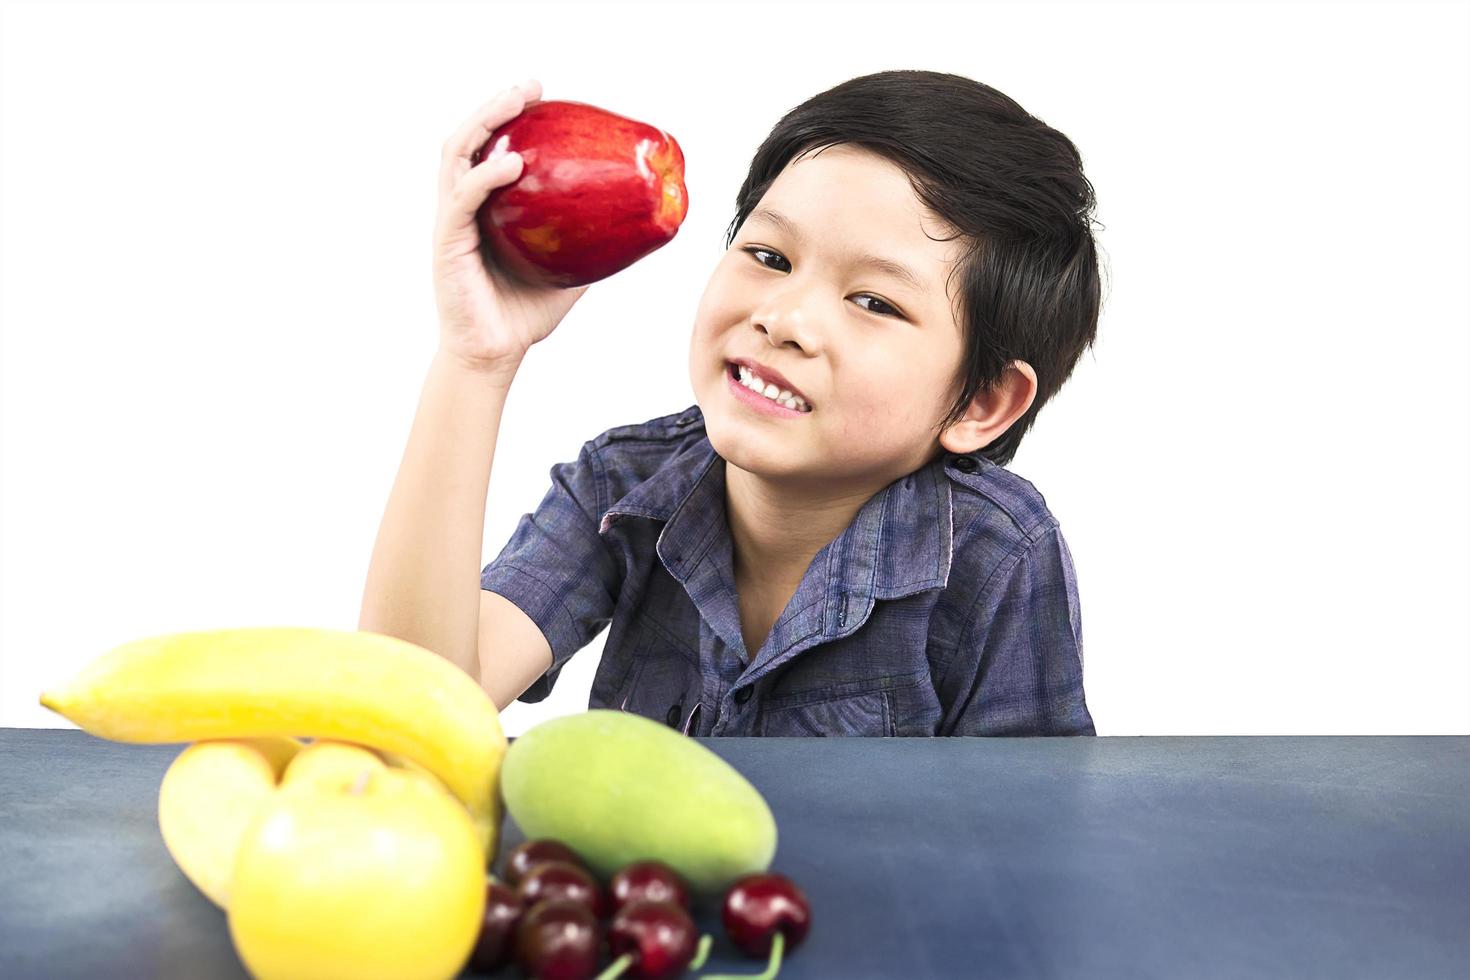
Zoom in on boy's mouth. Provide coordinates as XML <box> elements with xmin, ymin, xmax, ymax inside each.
<box><xmin>726</xmin><ymin>360</ymin><xmax>814</xmax><ymax>413</ymax></box>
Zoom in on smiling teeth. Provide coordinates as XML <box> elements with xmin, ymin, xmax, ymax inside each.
<box><xmin>737</xmin><ymin>366</ymin><xmax>810</xmax><ymax>412</ymax></box>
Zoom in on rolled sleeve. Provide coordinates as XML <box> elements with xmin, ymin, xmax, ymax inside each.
<box><xmin>940</xmin><ymin>524</ymin><xmax>1096</xmax><ymax>737</ymax></box>
<box><xmin>481</xmin><ymin>440</ymin><xmax>620</xmax><ymax>703</ymax></box>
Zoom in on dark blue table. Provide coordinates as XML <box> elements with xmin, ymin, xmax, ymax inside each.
<box><xmin>1</xmin><ymin>728</ymin><xmax>1466</xmax><ymax>979</ymax></box>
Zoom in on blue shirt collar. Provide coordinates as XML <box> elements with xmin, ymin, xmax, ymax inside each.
<box><xmin>598</xmin><ymin>421</ymin><xmax>954</xmax><ymax>610</ymax></box>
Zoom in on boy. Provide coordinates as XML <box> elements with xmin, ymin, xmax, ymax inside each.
<box><xmin>360</xmin><ymin>70</ymin><xmax>1102</xmax><ymax>737</ymax></box>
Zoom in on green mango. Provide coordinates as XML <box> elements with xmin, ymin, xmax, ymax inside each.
<box><xmin>499</xmin><ymin>709</ymin><xmax>777</xmax><ymax>897</ymax></box>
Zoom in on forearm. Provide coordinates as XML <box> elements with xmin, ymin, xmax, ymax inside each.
<box><xmin>358</xmin><ymin>347</ymin><xmax>519</xmax><ymax>679</ymax></box>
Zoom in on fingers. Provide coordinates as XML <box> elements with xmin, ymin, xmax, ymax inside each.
<box><xmin>433</xmin><ymin>161</ymin><xmax>521</xmax><ymax>266</ymax></box>
<box><xmin>447</xmin><ymin>144</ymin><xmax>524</xmax><ymax>224</ymax></box>
<box><xmin>439</xmin><ymin>79</ymin><xmax>541</xmax><ymax>198</ymax></box>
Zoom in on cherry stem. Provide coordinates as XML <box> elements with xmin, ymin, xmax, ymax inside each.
<box><xmin>690</xmin><ymin>934</ymin><xmax>713</xmax><ymax>970</ymax></box>
<box><xmin>698</xmin><ymin>930</ymin><xmax>784</xmax><ymax>980</ymax></box>
<box><xmin>593</xmin><ymin>953</ymin><xmax>634</xmax><ymax>980</ymax></box>
<box><xmin>595</xmin><ymin>933</ymin><xmax>714</xmax><ymax>980</ymax></box>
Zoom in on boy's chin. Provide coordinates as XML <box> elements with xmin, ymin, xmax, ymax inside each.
<box><xmin>711</xmin><ymin>430</ymin><xmax>829</xmax><ymax>479</ymax></box>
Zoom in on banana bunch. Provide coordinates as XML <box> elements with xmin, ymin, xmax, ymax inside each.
<box><xmin>38</xmin><ymin>626</ymin><xmax>508</xmax><ymax>904</ymax></box>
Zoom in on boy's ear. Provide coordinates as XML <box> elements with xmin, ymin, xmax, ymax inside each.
<box><xmin>937</xmin><ymin>360</ymin><xmax>1038</xmax><ymax>456</ymax></box>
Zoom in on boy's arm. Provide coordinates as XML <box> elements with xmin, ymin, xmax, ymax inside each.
<box><xmin>358</xmin><ymin>349</ymin><xmax>518</xmax><ymax>682</ymax></box>
<box><xmin>478</xmin><ymin>438</ymin><xmax>620</xmax><ymax>706</ymax></box>
<box><xmin>939</xmin><ymin>524</ymin><xmax>1096</xmax><ymax>737</ymax></box>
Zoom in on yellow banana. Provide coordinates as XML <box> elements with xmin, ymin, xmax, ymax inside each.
<box><xmin>157</xmin><ymin>736</ymin><xmax>304</xmax><ymax>908</ymax></box>
<box><xmin>40</xmin><ymin>627</ymin><xmax>505</xmax><ymax>860</ymax></box>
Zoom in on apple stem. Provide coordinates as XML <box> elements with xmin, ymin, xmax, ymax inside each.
<box><xmin>698</xmin><ymin>930</ymin><xmax>784</xmax><ymax>980</ymax></box>
<box><xmin>348</xmin><ymin>768</ymin><xmax>372</xmax><ymax>795</ymax></box>
<box><xmin>690</xmin><ymin>934</ymin><xmax>713</xmax><ymax>970</ymax></box>
<box><xmin>592</xmin><ymin>953</ymin><xmax>634</xmax><ymax>980</ymax></box>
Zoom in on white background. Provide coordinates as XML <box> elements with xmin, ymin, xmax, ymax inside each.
<box><xmin>3</xmin><ymin>0</ymin><xmax>1466</xmax><ymax>737</ymax></box>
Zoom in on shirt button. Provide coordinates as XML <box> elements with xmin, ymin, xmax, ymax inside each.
<box><xmin>666</xmin><ymin>703</ymin><xmax>683</xmax><ymax>727</ymax></box>
<box><xmin>952</xmin><ymin>455</ymin><xmax>979</xmax><ymax>473</ymax></box>
<box><xmin>734</xmin><ymin>688</ymin><xmax>752</xmax><ymax>705</ymax></box>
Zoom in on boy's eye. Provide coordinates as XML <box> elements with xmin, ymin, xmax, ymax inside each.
<box><xmin>743</xmin><ymin>246</ymin><xmax>790</xmax><ymax>273</ymax></box>
<box><xmin>740</xmin><ymin>246</ymin><xmax>905</xmax><ymax>319</ymax></box>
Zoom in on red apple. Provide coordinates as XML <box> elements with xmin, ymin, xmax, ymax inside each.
<box><xmin>471</xmin><ymin>99</ymin><xmax>688</xmax><ymax>288</ymax></box>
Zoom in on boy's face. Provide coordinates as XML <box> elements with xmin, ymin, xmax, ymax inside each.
<box><xmin>690</xmin><ymin>144</ymin><xmax>973</xmax><ymax>489</ymax></box>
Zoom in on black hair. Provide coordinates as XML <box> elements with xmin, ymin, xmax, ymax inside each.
<box><xmin>724</xmin><ymin>69</ymin><xmax>1107</xmax><ymax>468</ymax></box>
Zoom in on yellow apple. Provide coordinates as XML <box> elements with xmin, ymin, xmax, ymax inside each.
<box><xmin>287</xmin><ymin>740</ymin><xmax>460</xmax><ymax>805</ymax></box>
<box><xmin>156</xmin><ymin>736</ymin><xmax>304</xmax><ymax>909</ymax></box>
<box><xmin>378</xmin><ymin>747</ymin><xmax>456</xmax><ymax>796</ymax></box>
<box><xmin>281</xmin><ymin>739</ymin><xmax>386</xmax><ymax>787</ymax></box>
<box><xmin>227</xmin><ymin>763</ymin><xmax>486</xmax><ymax>980</ymax></box>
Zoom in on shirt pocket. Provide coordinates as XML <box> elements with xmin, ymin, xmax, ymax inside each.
<box><xmin>756</xmin><ymin>689</ymin><xmax>895</xmax><ymax>737</ymax></box>
<box><xmin>608</xmin><ymin>616</ymin><xmax>702</xmax><ymax>730</ymax></box>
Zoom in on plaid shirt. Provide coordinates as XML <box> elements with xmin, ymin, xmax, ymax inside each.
<box><xmin>481</xmin><ymin>405</ymin><xmax>1096</xmax><ymax>738</ymax></box>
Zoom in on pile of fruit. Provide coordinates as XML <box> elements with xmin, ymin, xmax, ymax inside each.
<box><xmin>481</xmin><ymin>839</ymin><xmax>809</xmax><ymax>979</ymax></box>
<box><xmin>36</xmin><ymin>626</ymin><xmax>813</xmax><ymax>979</ymax></box>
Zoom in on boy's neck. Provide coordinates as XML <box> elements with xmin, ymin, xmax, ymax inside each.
<box><xmin>723</xmin><ymin>460</ymin><xmax>878</xmax><ymax>592</ymax></box>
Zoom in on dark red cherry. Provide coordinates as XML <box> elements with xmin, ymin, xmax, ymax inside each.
<box><xmin>467</xmin><ymin>877</ymin><xmax>524</xmax><ymax>973</ymax></box>
<box><xmin>514</xmin><ymin>898</ymin><xmax>603</xmax><ymax>980</ymax></box>
<box><xmin>517</xmin><ymin>860</ymin><xmax>609</xmax><ymax>920</ymax></box>
<box><xmin>722</xmin><ymin>872</ymin><xmax>812</xmax><ymax>957</ymax></box>
<box><xmin>605</xmin><ymin>899</ymin><xmax>699</xmax><ymax>979</ymax></box>
<box><xmin>608</xmin><ymin>860</ymin><xmax>691</xmax><ymax>915</ymax></box>
<box><xmin>505</xmin><ymin>838</ymin><xmax>591</xmax><ymax>887</ymax></box>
